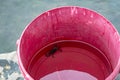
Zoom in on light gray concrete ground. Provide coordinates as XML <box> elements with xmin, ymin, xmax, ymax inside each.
<box><xmin>0</xmin><ymin>0</ymin><xmax>120</xmax><ymax>53</ymax></box>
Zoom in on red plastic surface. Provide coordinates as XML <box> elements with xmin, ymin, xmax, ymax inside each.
<box><xmin>17</xmin><ymin>6</ymin><xmax>120</xmax><ymax>80</ymax></box>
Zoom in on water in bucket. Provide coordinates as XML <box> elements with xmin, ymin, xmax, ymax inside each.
<box><xmin>27</xmin><ymin>40</ymin><xmax>113</xmax><ymax>80</ymax></box>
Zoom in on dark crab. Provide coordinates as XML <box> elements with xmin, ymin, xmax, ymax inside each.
<box><xmin>45</xmin><ymin>45</ymin><xmax>62</xmax><ymax>58</ymax></box>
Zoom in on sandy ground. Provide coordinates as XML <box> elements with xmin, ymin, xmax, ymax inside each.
<box><xmin>0</xmin><ymin>51</ymin><xmax>24</xmax><ymax>80</ymax></box>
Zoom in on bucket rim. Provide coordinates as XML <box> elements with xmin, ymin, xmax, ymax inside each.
<box><xmin>17</xmin><ymin>6</ymin><xmax>120</xmax><ymax>80</ymax></box>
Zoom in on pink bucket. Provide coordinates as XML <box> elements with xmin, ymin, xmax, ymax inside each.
<box><xmin>17</xmin><ymin>6</ymin><xmax>120</xmax><ymax>80</ymax></box>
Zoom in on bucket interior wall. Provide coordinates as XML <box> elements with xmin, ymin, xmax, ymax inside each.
<box><xmin>19</xmin><ymin>7</ymin><xmax>120</xmax><ymax>79</ymax></box>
